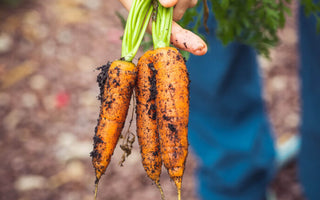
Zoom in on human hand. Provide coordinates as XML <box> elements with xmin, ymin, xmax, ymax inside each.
<box><xmin>118</xmin><ymin>0</ymin><xmax>207</xmax><ymax>56</ymax></box>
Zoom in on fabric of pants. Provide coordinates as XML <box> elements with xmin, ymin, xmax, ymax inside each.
<box><xmin>187</xmin><ymin>2</ymin><xmax>320</xmax><ymax>200</ymax></box>
<box><xmin>298</xmin><ymin>2</ymin><xmax>320</xmax><ymax>200</ymax></box>
<box><xmin>186</xmin><ymin>4</ymin><xmax>276</xmax><ymax>200</ymax></box>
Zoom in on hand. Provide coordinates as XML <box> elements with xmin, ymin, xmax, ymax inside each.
<box><xmin>118</xmin><ymin>0</ymin><xmax>207</xmax><ymax>56</ymax></box>
<box><xmin>160</xmin><ymin>0</ymin><xmax>197</xmax><ymax>21</ymax></box>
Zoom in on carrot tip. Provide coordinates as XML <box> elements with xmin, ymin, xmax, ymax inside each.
<box><xmin>177</xmin><ymin>188</ymin><xmax>181</xmax><ymax>200</ymax></box>
<box><xmin>172</xmin><ymin>177</ymin><xmax>182</xmax><ymax>200</ymax></box>
<box><xmin>155</xmin><ymin>181</ymin><xmax>166</xmax><ymax>200</ymax></box>
<box><xmin>94</xmin><ymin>182</ymin><xmax>99</xmax><ymax>200</ymax></box>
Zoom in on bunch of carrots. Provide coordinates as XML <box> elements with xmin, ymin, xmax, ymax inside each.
<box><xmin>90</xmin><ymin>0</ymin><xmax>198</xmax><ymax>199</ymax></box>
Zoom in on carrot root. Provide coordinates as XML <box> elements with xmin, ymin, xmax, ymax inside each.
<box><xmin>155</xmin><ymin>180</ymin><xmax>166</xmax><ymax>200</ymax></box>
<box><xmin>152</xmin><ymin>47</ymin><xmax>189</xmax><ymax>199</ymax></box>
<box><xmin>173</xmin><ymin>176</ymin><xmax>182</xmax><ymax>200</ymax></box>
<box><xmin>136</xmin><ymin>50</ymin><xmax>163</xmax><ymax>186</ymax></box>
<box><xmin>94</xmin><ymin>182</ymin><xmax>98</xmax><ymax>200</ymax></box>
<box><xmin>91</xmin><ymin>60</ymin><xmax>137</xmax><ymax>183</ymax></box>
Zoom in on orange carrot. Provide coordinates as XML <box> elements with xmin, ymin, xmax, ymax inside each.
<box><xmin>91</xmin><ymin>0</ymin><xmax>152</xmax><ymax>194</ymax></box>
<box><xmin>90</xmin><ymin>60</ymin><xmax>137</xmax><ymax>188</ymax></box>
<box><xmin>153</xmin><ymin>47</ymin><xmax>190</xmax><ymax>200</ymax></box>
<box><xmin>150</xmin><ymin>3</ymin><xmax>190</xmax><ymax>199</ymax></box>
<box><xmin>135</xmin><ymin>50</ymin><xmax>165</xmax><ymax>199</ymax></box>
<box><xmin>91</xmin><ymin>0</ymin><xmax>154</xmax><ymax>199</ymax></box>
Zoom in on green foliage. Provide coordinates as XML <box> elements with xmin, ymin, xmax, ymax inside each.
<box><xmin>141</xmin><ymin>33</ymin><xmax>153</xmax><ymax>51</ymax></box>
<box><xmin>116</xmin><ymin>11</ymin><xmax>127</xmax><ymax>29</ymax></box>
<box><xmin>300</xmin><ymin>0</ymin><xmax>320</xmax><ymax>32</ymax></box>
<box><xmin>180</xmin><ymin>0</ymin><xmax>320</xmax><ymax>57</ymax></box>
<box><xmin>152</xmin><ymin>3</ymin><xmax>173</xmax><ymax>49</ymax></box>
<box><xmin>121</xmin><ymin>0</ymin><xmax>153</xmax><ymax>61</ymax></box>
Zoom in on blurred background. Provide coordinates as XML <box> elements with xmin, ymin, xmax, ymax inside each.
<box><xmin>0</xmin><ymin>0</ymin><xmax>304</xmax><ymax>200</ymax></box>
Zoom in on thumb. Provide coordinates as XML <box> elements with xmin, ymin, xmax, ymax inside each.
<box><xmin>159</xmin><ymin>0</ymin><xmax>178</xmax><ymax>7</ymax></box>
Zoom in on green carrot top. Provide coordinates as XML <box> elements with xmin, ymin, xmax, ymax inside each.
<box><xmin>152</xmin><ymin>1</ymin><xmax>173</xmax><ymax>49</ymax></box>
<box><xmin>121</xmin><ymin>0</ymin><xmax>153</xmax><ymax>61</ymax></box>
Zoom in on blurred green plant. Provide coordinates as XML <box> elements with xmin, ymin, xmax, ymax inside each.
<box><xmin>180</xmin><ymin>0</ymin><xmax>320</xmax><ymax>57</ymax></box>
<box><xmin>116</xmin><ymin>0</ymin><xmax>320</xmax><ymax>58</ymax></box>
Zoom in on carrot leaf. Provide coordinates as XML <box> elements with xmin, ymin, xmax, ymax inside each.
<box><xmin>152</xmin><ymin>1</ymin><xmax>173</xmax><ymax>49</ymax></box>
<box><xmin>121</xmin><ymin>0</ymin><xmax>153</xmax><ymax>61</ymax></box>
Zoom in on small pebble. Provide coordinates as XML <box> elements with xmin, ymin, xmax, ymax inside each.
<box><xmin>79</xmin><ymin>91</ymin><xmax>98</xmax><ymax>107</ymax></box>
<box><xmin>281</xmin><ymin>28</ymin><xmax>297</xmax><ymax>46</ymax></box>
<box><xmin>258</xmin><ymin>56</ymin><xmax>272</xmax><ymax>72</ymax></box>
<box><xmin>29</xmin><ymin>74</ymin><xmax>48</xmax><ymax>91</ymax></box>
<box><xmin>82</xmin><ymin>0</ymin><xmax>101</xmax><ymax>10</ymax></box>
<box><xmin>55</xmin><ymin>132</ymin><xmax>92</xmax><ymax>161</ymax></box>
<box><xmin>3</xmin><ymin>109</ymin><xmax>24</xmax><ymax>131</ymax></box>
<box><xmin>21</xmin><ymin>92</ymin><xmax>38</xmax><ymax>108</ymax></box>
<box><xmin>56</xmin><ymin>29</ymin><xmax>73</xmax><ymax>44</ymax></box>
<box><xmin>41</xmin><ymin>40</ymin><xmax>56</xmax><ymax>57</ymax></box>
<box><xmin>64</xmin><ymin>160</ymin><xmax>85</xmax><ymax>180</ymax></box>
<box><xmin>285</xmin><ymin>113</ymin><xmax>300</xmax><ymax>128</ymax></box>
<box><xmin>22</xmin><ymin>11</ymin><xmax>43</xmax><ymax>42</ymax></box>
<box><xmin>270</xmin><ymin>76</ymin><xmax>287</xmax><ymax>91</ymax></box>
<box><xmin>0</xmin><ymin>33</ymin><xmax>13</xmax><ymax>53</ymax></box>
<box><xmin>49</xmin><ymin>160</ymin><xmax>85</xmax><ymax>189</ymax></box>
<box><xmin>14</xmin><ymin>175</ymin><xmax>47</xmax><ymax>191</ymax></box>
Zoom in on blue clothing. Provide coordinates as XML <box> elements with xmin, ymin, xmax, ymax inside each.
<box><xmin>298</xmin><ymin>3</ymin><xmax>320</xmax><ymax>200</ymax></box>
<box><xmin>187</xmin><ymin>2</ymin><xmax>320</xmax><ymax>200</ymax></box>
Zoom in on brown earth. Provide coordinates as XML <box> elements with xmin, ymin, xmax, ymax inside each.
<box><xmin>0</xmin><ymin>1</ymin><xmax>305</xmax><ymax>200</ymax></box>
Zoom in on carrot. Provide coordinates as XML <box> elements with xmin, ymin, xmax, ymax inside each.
<box><xmin>90</xmin><ymin>0</ymin><xmax>153</xmax><ymax>199</ymax></box>
<box><xmin>151</xmin><ymin>3</ymin><xmax>190</xmax><ymax>200</ymax></box>
<box><xmin>135</xmin><ymin>50</ymin><xmax>165</xmax><ymax>199</ymax></box>
<box><xmin>91</xmin><ymin>60</ymin><xmax>137</xmax><ymax>182</ymax></box>
<box><xmin>153</xmin><ymin>47</ymin><xmax>189</xmax><ymax>200</ymax></box>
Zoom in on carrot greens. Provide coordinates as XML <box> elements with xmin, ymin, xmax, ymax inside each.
<box><xmin>121</xmin><ymin>0</ymin><xmax>153</xmax><ymax>61</ymax></box>
<box><xmin>152</xmin><ymin>1</ymin><xmax>173</xmax><ymax>49</ymax></box>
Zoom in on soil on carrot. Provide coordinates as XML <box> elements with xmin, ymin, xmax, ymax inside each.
<box><xmin>147</xmin><ymin>62</ymin><xmax>158</xmax><ymax>102</ymax></box>
<box><xmin>96</xmin><ymin>62</ymin><xmax>111</xmax><ymax>102</ymax></box>
<box><xmin>0</xmin><ymin>1</ymin><xmax>305</xmax><ymax>200</ymax></box>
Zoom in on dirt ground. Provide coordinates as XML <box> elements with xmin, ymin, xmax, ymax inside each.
<box><xmin>0</xmin><ymin>1</ymin><xmax>305</xmax><ymax>200</ymax></box>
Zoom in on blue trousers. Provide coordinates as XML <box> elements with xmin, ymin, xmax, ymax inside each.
<box><xmin>187</xmin><ymin>3</ymin><xmax>320</xmax><ymax>200</ymax></box>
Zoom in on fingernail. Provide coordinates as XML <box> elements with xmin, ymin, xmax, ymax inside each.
<box><xmin>159</xmin><ymin>0</ymin><xmax>178</xmax><ymax>7</ymax></box>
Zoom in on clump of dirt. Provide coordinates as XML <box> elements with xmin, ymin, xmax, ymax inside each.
<box><xmin>96</xmin><ymin>62</ymin><xmax>111</xmax><ymax>102</ymax></box>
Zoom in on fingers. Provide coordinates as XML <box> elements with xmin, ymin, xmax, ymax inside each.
<box><xmin>190</xmin><ymin>0</ymin><xmax>198</xmax><ymax>7</ymax></box>
<box><xmin>162</xmin><ymin>0</ymin><xmax>205</xmax><ymax>55</ymax></box>
<box><xmin>171</xmin><ymin>22</ymin><xmax>207</xmax><ymax>56</ymax></box>
<box><xmin>173</xmin><ymin>0</ymin><xmax>198</xmax><ymax>21</ymax></box>
<box><xmin>118</xmin><ymin>0</ymin><xmax>207</xmax><ymax>56</ymax></box>
<box><xmin>159</xmin><ymin>0</ymin><xmax>178</xmax><ymax>7</ymax></box>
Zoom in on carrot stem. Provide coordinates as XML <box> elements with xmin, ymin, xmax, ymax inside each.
<box><xmin>122</xmin><ymin>0</ymin><xmax>153</xmax><ymax>61</ymax></box>
<box><xmin>152</xmin><ymin>1</ymin><xmax>173</xmax><ymax>49</ymax></box>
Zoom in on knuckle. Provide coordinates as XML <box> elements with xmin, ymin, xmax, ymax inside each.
<box><xmin>190</xmin><ymin>0</ymin><xmax>198</xmax><ymax>7</ymax></box>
